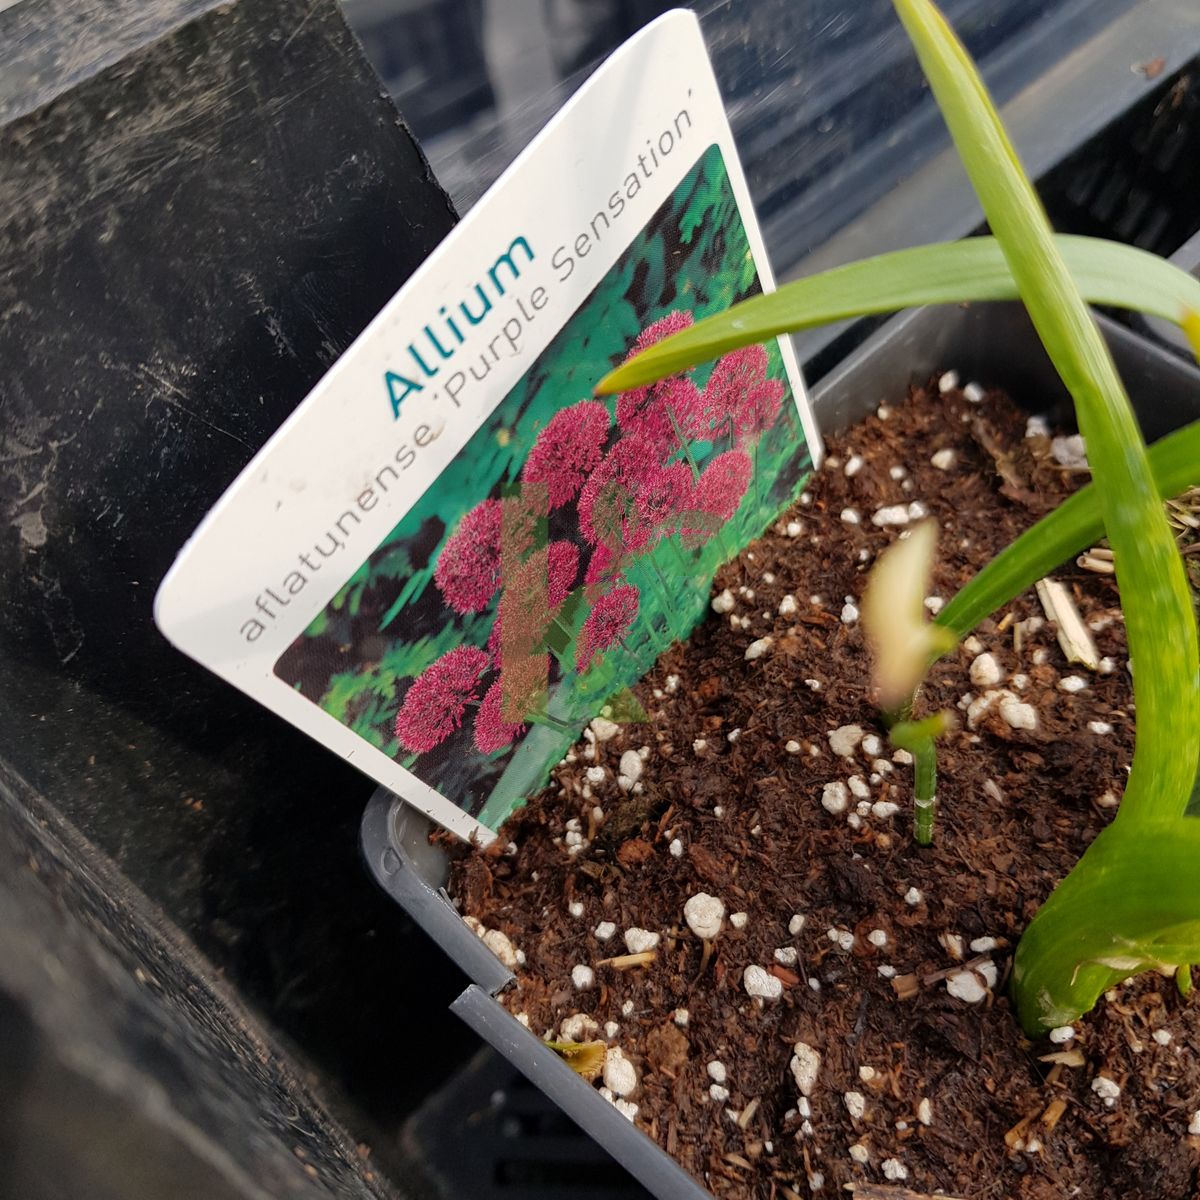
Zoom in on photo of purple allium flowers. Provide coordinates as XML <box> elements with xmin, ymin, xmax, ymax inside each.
<box><xmin>273</xmin><ymin>143</ymin><xmax>814</xmax><ymax>829</ymax></box>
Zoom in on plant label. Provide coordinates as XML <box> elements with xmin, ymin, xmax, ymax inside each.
<box><xmin>155</xmin><ymin>10</ymin><xmax>821</xmax><ymax>842</ymax></box>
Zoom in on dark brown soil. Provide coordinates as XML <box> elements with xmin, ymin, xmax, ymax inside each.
<box><xmin>447</xmin><ymin>379</ymin><xmax>1200</xmax><ymax>1200</ymax></box>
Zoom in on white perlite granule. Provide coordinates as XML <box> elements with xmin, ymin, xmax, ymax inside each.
<box><xmin>745</xmin><ymin>637</ymin><xmax>773</xmax><ymax>661</ymax></box>
<box><xmin>1048</xmin><ymin>1026</ymin><xmax>1075</xmax><ymax>1044</ymax></box>
<box><xmin>560</xmin><ymin>1014</ymin><xmax>599</xmax><ymax>1041</ymax></box>
<box><xmin>743</xmin><ymin>965</ymin><xmax>783</xmax><ymax>1000</ymax></box>
<box><xmin>969</xmin><ymin>652</ymin><xmax>1002</xmax><ymax>688</ymax></box>
<box><xmin>1091</xmin><ymin>1075</ymin><xmax>1121</xmax><ymax>1104</ymax></box>
<box><xmin>594</xmin><ymin>921</ymin><xmax>616</xmax><ymax>941</ymax></box>
<box><xmin>843</xmin><ymin>1091</ymin><xmax>866</xmax><ymax>1120</ymax></box>
<box><xmin>946</xmin><ymin>970</ymin><xmax>988</xmax><ymax>1003</ymax></box>
<box><xmin>712</xmin><ymin>588</ymin><xmax>736</xmax><ymax>614</ymax></box>
<box><xmin>828</xmin><ymin>724</ymin><xmax>864</xmax><ymax>757</ymax></box>
<box><xmin>481</xmin><ymin>929</ymin><xmax>519</xmax><ymax>969</ymax></box>
<box><xmin>603</xmin><ymin>1048</ymin><xmax>638</xmax><ymax>1097</ymax></box>
<box><xmin>872</xmin><ymin>504</ymin><xmax>910</xmax><ymax>527</ymax></box>
<box><xmin>590</xmin><ymin>717</ymin><xmax>619</xmax><ymax>741</ymax></box>
<box><xmin>623</xmin><ymin>928</ymin><xmax>660</xmax><ymax>954</ymax></box>
<box><xmin>881</xmin><ymin>1158</ymin><xmax>908</xmax><ymax>1182</ymax></box>
<box><xmin>790</xmin><ymin>1043</ymin><xmax>821</xmax><ymax>1096</ymax></box>
<box><xmin>683</xmin><ymin>893</ymin><xmax>725</xmax><ymax>940</ymax></box>
<box><xmin>788</xmin><ymin>913</ymin><xmax>806</xmax><ymax>936</ymax></box>
<box><xmin>821</xmin><ymin>782</ymin><xmax>850</xmax><ymax>815</ymax></box>
<box><xmin>571</xmin><ymin>964</ymin><xmax>595</xmax><ymax>990</ymax></box>
<box><xmin>729</xmin><ymin>911</ymin><xmax>748</xmax><ymax>930</ymax></box>
<box><xmin>999</xmin><ymin>693</ymin><xmax>1038</xmax><ymax>730</ymax></box>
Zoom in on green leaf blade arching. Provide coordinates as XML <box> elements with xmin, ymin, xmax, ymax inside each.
<box><xmin>595</xmin><ymin>235</ymin><xmax>1200</xmax><ymax>393</ymax></box>
<box><xmin>890</xmin><ymin>0</ymin><xmax>1198</xmax><ymax>831</ymax></box>
<box><xmin>892</xmin><ymin>0</ymin><xmax>1200</xmax><ymax>1035</ymax></box>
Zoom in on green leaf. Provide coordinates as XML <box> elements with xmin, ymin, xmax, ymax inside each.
<box><xmin>893</xmin><ymin>0</ymin><xmax>1198</xmax><ymax>822</ymax></box>
<box><xmin>595</xmin><ymin>235</ymin><xmax>1200</xmax><ymax>393</ymax></box>
<box><xmin>936</xmin><ymin>419</ymin><xmax>1200</xmax><ymax>642</ymax></box>
<box><xmin>1012</xmin><ymin>820</ymin><xmax>1200</xmax><ymax>1031</ymax></box>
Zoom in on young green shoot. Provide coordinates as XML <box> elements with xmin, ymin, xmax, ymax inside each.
<box><xmin>861</xmin><ymin>521</ymin><xmax>956</xmax><ymax>842</ymax></box>
<box><xmin>890</xmin><ymin>711</ymin><xmax>955</xmax><ymax>846</ymax></box>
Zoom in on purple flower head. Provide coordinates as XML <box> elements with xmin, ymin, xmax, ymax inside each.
<box><xmin>702</xmin><ymin>345</ymin><xmax>785</xmax><ymax>446</ymax></box>
<box><xmin>614</xmin><ymin>312</ymin><xmax>698</xmax><ymax>459</ymax></box>
<box><xmin>630</xmin><ymin>310</ymin><xmax>694</xmax><ymax>356</ymax></box>
<box><xmin>635</xmin><ymin>460</ymin><xmax>693</xmax><ymax>537</ymax></box>
<box><xmin>680</xmin><ymin>449</ymin><xmax>753</xmax><ymax>547</ymax></box>
<box><xmin>577</xmin><ymin>436</ymin><xmax>659</xmax><ymax>547</ymax></box>
<box><xmin>434</xmin><ymin>499</ymin><xmax>504</xmax><ymax>614</ymax></box>
<box><xmin>616</xmin><ymin>376</ymin><xmax>701</xmax><ymax>460</ymax></box>
<box><xmin>584</xmin><ymin>542</ymin><xmax>619</xmax><ymax>587</ymax></box>
<box><xmin>394</xmin><ymin>646</ymin><xmax>491</xmax><ymax>754</ymax></box>
<box><xmin>522</xmin><ymin>400</ymin><xmax>611</xmax><ymax>508</ymax></box>
<box><xmin>473</xmin><ymin>677</ymin><xmax>528</xmax><ymax>754</ymax></box>
<box><xmin>576</xmin><ymin>583</ymin><xmax>639</xmax><ymax>673</ymax></box>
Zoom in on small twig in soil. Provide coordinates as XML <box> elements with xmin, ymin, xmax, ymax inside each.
<box><xmin>594</xmin><ymin>950</ymin><xmax>657</xmax><ymax>969</ymax></box>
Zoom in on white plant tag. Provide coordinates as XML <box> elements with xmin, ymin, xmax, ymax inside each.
<box><xmin>155</xmin><ymin>10</ymin><xmax>821</xmax><ymax>842</ymax></box>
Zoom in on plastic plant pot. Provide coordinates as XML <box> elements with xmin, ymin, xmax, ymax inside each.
<box><xmin>362</xmin><ymin>300</ymin><xmax>1200</xmax><ymax>1200</ymax></box>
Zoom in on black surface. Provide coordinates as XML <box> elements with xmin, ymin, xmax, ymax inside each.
<box><xmin>0</xmin><ymin>0</ymin><xmax>472</xmax><ymax>1173</ymax></box>
<box><xmin>0</xmin><ymin>759</ymin><xmax>401</xmax><ymax>1200</ymax></box>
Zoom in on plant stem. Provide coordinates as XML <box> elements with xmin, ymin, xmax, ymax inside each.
<box><xmin>889</xmin><ymin>711</ymin><xmax>950</xmax><ymax>846</ymax></box>
<box><xmin>912</xmin><ymin>739</ymin><xmax>937</xmax><ymax>847</ymax></box>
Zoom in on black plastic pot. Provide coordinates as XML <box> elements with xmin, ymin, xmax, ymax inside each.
<box><xmin>361</xmin><ymin>300</ymin><xmax>1200</xmax><ymax>1198</ymax></box>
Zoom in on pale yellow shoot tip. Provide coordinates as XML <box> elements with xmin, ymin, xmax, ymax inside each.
<box><xmin>862</xmin><ymin>520</ymin><xmax>956</xmax><ymax>710</ymax></box>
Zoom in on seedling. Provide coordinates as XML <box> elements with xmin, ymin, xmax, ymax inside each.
<box><xmin>599</xmin><ymin>0</ymin><xmax>1200</xmax><ymax>1033</ymax></box>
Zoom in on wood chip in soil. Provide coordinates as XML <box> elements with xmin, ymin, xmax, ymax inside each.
<box><xmin>446</xmin><ymin>379</ymin><xmax>1200</xmax><ymax>1200</ymax></box>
